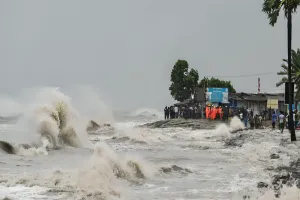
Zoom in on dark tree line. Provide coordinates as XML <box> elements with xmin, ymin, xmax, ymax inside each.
<box><xmin>169</xmin><ymin>59</ymin><xmax>236</xmax><ymax>102</ymax></box>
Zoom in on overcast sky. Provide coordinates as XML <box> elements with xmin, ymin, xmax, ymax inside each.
<box><xmin>1</xmin><ymin>0</ymin><xmax>300</xmax><ymax>110</ymax></box>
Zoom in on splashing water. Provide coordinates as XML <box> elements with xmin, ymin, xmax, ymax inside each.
<box><xmin>0</xmin><ymin>87</ymin><xmax>110</xmax><ymax>154</ymax></box>
<box><xmin>211</xmin><ymin>116</ymin><xmax>244</xmax><ymax>137</ymax></box>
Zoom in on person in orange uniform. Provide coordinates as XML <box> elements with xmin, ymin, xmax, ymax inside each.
<box><xmin>210</xmin><ymin>106</ymin><xmax>215</xmax><ymax>120</ymax></box>
<box><xmin>208</xmin><ymin>106</ymin><xmax>212</xmax><ymax>119</ymax></box>
<box><xmin>219</xmin><ymin>106</ymin><xmax>223</xmax><ymax>120</ymax></box>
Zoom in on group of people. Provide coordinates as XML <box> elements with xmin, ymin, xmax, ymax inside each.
<box><xmin>232</xmin><ymin>107</ymin><xmax>265</xmax><ymax>129</ymax></box>
<box><xmin>164</xmin><ymin>105</ymin><xmax>202</xmax><ymax>119</ymax></box>
<box><xmin>164</xmin><ymin>106</ymin><xmax>179</xmax><ymax>119</ymax></box>
<box><xmin>271</xmin><ymin>110</ymin><xmax>300</xmax><ymax>133</ymax></box>
<box><xmin>164</xmin><ymin>104</ymin><xmax>230</xmax><ymax>120</ymax></box>
<box><xmin>205</xmin><ymin>106</ymin><xmax>228</xmax><ymax>120</ymax></box>
<box><xmin>164</xmin><ymin>104</ymin><xmax>300</xmax><ymax>132</ymax></box>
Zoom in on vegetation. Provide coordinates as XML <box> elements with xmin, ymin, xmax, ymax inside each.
<box><xmin>198</xmin><ymin>77</ymin><xmax>236</xmax><ymax>93</ymax></box>
<box><xmin>169</xmin><ymin>60</ymin><xmax>236</xmax><ymax>102</ymax></box>
<box><xmin>262</xmin><ymin>0</ymin><xmax>300</xmax><ymax>141</ymax></box>
<box><xmin>276</xmin><ymin>49</ymin><xmax>300</xmax><ymax>100</ymax></box>
<box><xmin>169</xmin><ymin>60</ymin><xmax>199</xmax><ymax>102</ymax></box>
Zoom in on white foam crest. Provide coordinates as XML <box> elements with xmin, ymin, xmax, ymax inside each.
<box><xmin>76</xmin><ymin>145</ymin><xmax>122</xmax><ymax>198</ymax></box>
<box><xmin>254</xmin><ymin>185</ymin><xmax>300</xmax><ymax>199</ymax></box>
<box><xmin>229</xmin><ymin>116</ymin><xmax>245</xmax><ymax>130</ymax></box>
<box><xmin>15</xmin><ymin>138</ymin><xmax>51</xmax><ymax>156</ymax></box>
<box><xmin>0</xmin><ymin>87</ymin><xmax>102</xmax><ymax>150</ymax></box>
<box><xmin>211</xmin><ymin>117</ymin><xmax>244</xmax><ymax>138</ymax></box>
<box><xmin>0</xmin><ymin>185</ymin><xmax>50</xmax><ymax>200</ymax></box>
<box><xmin>114</xmin><ymin>124</ymin><xmax>162</xmax><ymax>143</ymax></box>
<box><xmin>93</xmin><ymin>142</ymin><xmax>153</xmax><ymax>179</ymax></box>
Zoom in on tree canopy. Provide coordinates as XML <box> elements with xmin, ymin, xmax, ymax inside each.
<box><xmin>262</xmin><ymin>0</ymin><xmax>300</xmax><ymax>26</ymax></box>
<box><xmin>169</xmin><ymin>60</ymin><xmax>236</xmax><ymax>102</ymax></box>
<box><xmin>169</xmin><ymin>60</ymin><xmax>199</xmax><ymax>102</ymax></box>
<box><xmin>198</xmin><ymin>77</ymin><xmax>236</xmax><ymax>93</ymax></box>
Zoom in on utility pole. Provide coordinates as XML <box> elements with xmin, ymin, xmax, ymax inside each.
<box><xmin>258</xmin><ymin>78</ymin><xmax>260</xmax><ymax>94</ymax></box>
<box><xmin>288</xmin><ymin>8</ymin><xmax>296</xmax><ymax>141</ymax></box>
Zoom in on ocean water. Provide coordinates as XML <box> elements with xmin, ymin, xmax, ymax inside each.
<box><xmin>0</xmin><ymin>87</ymin><xmax>300</xmax><ymax>200</ymax></box>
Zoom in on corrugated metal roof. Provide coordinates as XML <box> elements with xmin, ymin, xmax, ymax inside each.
<box><xmin>229</xmin><ymin>92</ymin><xmax>284</xmax><ymax>102</ymax></box>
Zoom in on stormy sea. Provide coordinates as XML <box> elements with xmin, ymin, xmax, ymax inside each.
<box><xmin>1</xmin><ymin>87</ymin><xmax>300</xmax><ymax>200</ymax></box>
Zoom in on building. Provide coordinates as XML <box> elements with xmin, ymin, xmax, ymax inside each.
<box><xmin>229</xmin><ymin>92</ymin><xmax>285</xmax><ymax>115</ymax></box>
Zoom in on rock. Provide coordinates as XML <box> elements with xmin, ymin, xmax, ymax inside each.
<box><xmin>171</xmin><ymin>165</ymin><xmax>183</xmax><ymax>171</ymax></box>
<box><xmin>291</xmin><ymin>171</ymin><xmax>300</xmax><ymax>180</ymax></box>
<box><xmin>296</xmin><ymin>180</ymin><xmax>300</xmax><ymax>188</ymax></box>
<box><xmin>242</xmin><ymin>195</ymin><xmax>250</xmax><ymax>199</ymax></box>
<box><xmin>140</xmin><ymin>119</ymin><xmax>224</xmax><ymax>129</ymax></box>
<box><xmin>266</xmin><ymin>166</ymin><xmax>275</xmax><ymax>171</ymax></box>
<box><xmin>270</xmin><ymin>154</ymin><xmax>280</xmax><ymax>159</ymax></box>
<box><xmin>0</xmin><ymin>141</ymin><xmax>15</xmax><ymax>154</ymax></box>
<box><xmin>257</xmin><ymin>181</ymin><xmax>269</xmax><ymax>188</ymax></box>
<box><xmin>272</xmin><ymin>170</ymin><xmax>290</xmax><ymax>186</ymax></box>
<box><xmin>161</xmin><ymin>167</ymin><xmax>172</xmax><ymax>173</ymax></box>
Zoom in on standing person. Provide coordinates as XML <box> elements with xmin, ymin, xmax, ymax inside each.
<box><xmin>167</xmin><ymin>107</ymin><xmax>170</xmax><ymax>119</ymax></box>
<box><xmin>174</xmin><ymin>106</ymin><xmax>179</xmax><ymax>118</ymax></box>
<box><xmin>271</xmin><ymin>111</ymin><xmax>277</xmax><ymax>130</ymax></box>
<box><xmin>206</xmin><ymin>106</ymin><xmax>210</xmax><ymax>119</ymax></box>
<box><xmin>279</xmin><ymin>111</ymin><xmax>285</xmax><ymax>133</ymax></box>
<box><xmin>243</xmin><ymin>108</ymin><xmax>248</xmax><ymax>128</ymax></box>
<box><xmin>164</xmin><ymin>106</ymin><xmax>168</xmax><ymax>120</ymax></box>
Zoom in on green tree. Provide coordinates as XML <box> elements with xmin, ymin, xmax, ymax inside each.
<box><xmin>276</xmin><ymin>49</ymin><xmax>300</xmax><ymax>100</ymax></box>
<box><xmin>262</xmin><ymin>0</ymin><xmax>300</xmax><ymax>141</ymax></box>
<box><xmin>198</xmin><ymin>77</ymin><xmax>236</xmax><ymax>93</ymax></box>
<box><xmin>169</xmin><ymin>60</ymin><xmax>199</xmax><ymax>102</ymax></box>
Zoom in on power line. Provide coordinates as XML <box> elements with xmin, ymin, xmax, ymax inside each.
<box><xmin>203</xmin><ymin>72</ymin><xmax>275</xmax><ymax>78</ymax></box>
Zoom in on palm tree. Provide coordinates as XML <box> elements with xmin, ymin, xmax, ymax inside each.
<box><xmin>277</xmin><ymin>49</ymin><xmax>300</xmax><ymax>104</ymax></box>
<box><xmin>277</xmin><ymin>49</ymin><xmax>300</xmax><ymax>87</ymax></box>
<box><xmin>263</xmin><ymin>0</ymin><xmax>300</xmax><ymax>141</ymax></box>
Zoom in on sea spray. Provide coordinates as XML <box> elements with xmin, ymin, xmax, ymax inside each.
<box><xmin>249</xmin><ymin>185</ymin><xmax>300</xmax><ymax>200</ymax></box>
<box><xmin>91</xmin><ymin>142</ymin><xmax>149</xmax><ymax>180</ymax></box>
<box><xmin>230</xmin><ymin>116</ymin><xmax>245</xmax><ymax>131</ymax></box>
<box><xmin>211</xmin><ymin>116</ymin><xmax>244</xmax><ymax>137</ymax></box>
<box><xmin>66</xmin><ymin>85</ymin><xmax>115</xmax><ymax>127</ymax></box>
<box><xmin>0</xmin><ymin>87</ymin><xmax>96</xmax><ymax>154</ymax></box>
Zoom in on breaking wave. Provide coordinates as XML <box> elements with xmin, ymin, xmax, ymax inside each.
<box><xmin>0</xmin><ymin>142</ymin><xmax>154</xmax><ymax>200</ymax></box>
<box><xmin>0</xmin><ymin>87</ymin><xmax>109</xmax><ymax>155</ymax></box>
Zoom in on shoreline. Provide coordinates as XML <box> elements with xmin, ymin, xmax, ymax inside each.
<box><xmin>139</xmin><ymin>118</ymin><xmax>225</xmax><ymax>129</ymax></box>
<box><xmin>140</xmin><ymin>118</ymin><xmax>274</xmax><ymax>129</ymax></box>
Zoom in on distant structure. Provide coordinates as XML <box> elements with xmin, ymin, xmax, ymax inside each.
<box><xmin>229</xmin><ymin>92</ymin><xmax>286</xmax><ymax>115</ymax></box>
<box><xmin>258</xmin><ymin>78</ymin><xmax>260</xmax><ymax>93</ymax></box>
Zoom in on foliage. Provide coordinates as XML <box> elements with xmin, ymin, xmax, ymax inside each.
<box><xmin>262</xmin><ymin>0</ymin><xmax>300</xmax><ymax>140</ymax></box>
<box><xmin>262</xmin><ymin>0</ymin><xmax>300</xmax><ymax>26</ymax></box>
<box><xmin>276</xmin><ymin>49</ymin><xmax>300</xmax><ymax>100</ymax></box>
<box><xmin>169</xmin><ymin>60</ymin><xmax>199</xmax><ymax>102</ymax></box>
<box><xmin>198</xmin><ymin>77</ymin><xmax>236</xmax><ymax>93</ymax></box>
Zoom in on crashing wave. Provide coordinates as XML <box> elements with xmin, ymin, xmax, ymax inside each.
<box><xmin>0</xmin><ymin>96</ymin><xmax>95</xmax><ymax>154</ymax></box>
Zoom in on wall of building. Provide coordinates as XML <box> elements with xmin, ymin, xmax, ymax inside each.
<box><xmin>237</xmin><ymin>100</ymin><xmax>247</xmax><ymax>108</ymax></box>
<box><xmin>247</xmin><ymin>101</ymin><xmax>267</xmax><ymax>115</ymax></box>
